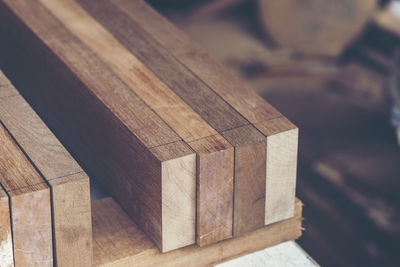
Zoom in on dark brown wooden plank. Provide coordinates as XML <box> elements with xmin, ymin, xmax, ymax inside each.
<box><xmin>222</xmin><ymin>125</ymin><xmax>266</xmax><ymax>236</ymax></box>
<box><xmin>188</xmin><ymin>135</ymin><xmax>234</xmax><ymax>245</ymax></box>
<box><xmin>0</xmin><ymin>0</ymin><xmax>196</xmax><ymax>252</ymax></box>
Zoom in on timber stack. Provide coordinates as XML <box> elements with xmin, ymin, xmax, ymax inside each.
<box><xmin>0</xmin><ymin>0</ymin><xmax>302</xmax><ymax>266</ymax></box>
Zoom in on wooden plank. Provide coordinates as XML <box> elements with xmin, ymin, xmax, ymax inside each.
<box><xmin>222</xmin><ymin>125</ymin><xmax>266</xmax><ymax>236</ymax></box>
<box><xmin>0</xmin><ymin>186</ymin><xmax>13</xmax><ymax>267</ymax></box>
<box><xmin>254</xmin><ymin>118</ymin><xmax>298</xmax><ymax>224</ymax></box>
<box><xmin>0</xmin><ymin>72</ymin><xmax>93</xmax><ymax>266</ymax></box>
<box><xmin>107</xmin><ymin>0</ymin><xmax>299</xmax><ymax>226</ymax></box>
<box><xmin>38</xmin><ymin>0</ymin><xmax>234</xmax><ymax>246</ymax></box>
<box><xmin>0</xmin><ymin>123</ymin><xmax>53</xmax><ymax>266</ymax></box>
<box><xmin>0</xmin><ymin>0</ymin><xmax>196</xmax><ymax>252</ymax></box>
<box><xmin>92</xmin><ymin>197</ymin><xmax>303</xmax><ymax>267</ymax></box>
<box><xmin>188</xmin><ymin>135</ymin><xmax>234</xmax><ymax>245</ymax></box>
<box><xmin>76</xmin><ymin>0</ymin><xmax>270</xmax><ymax>243</ymax></box>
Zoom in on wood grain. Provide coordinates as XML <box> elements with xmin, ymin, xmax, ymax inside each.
<box><xmin>76</xmin><ymin>0</ymin><xmax>274</xmax><ymax>243</ymax></box>
<box><xmin>0</xmin><ymin>73</ymin><xmax>93</xmax><ymax>267</ymax></box>
<box><xmin>0</xmin><ymin>123</ymin><xmax>53</xmax><ymax>267</ymax></box>
<box><xmin>189</xmin><ymin>135</ymin><xmax>234</xmax><ymax>245</ymax></box>
<box><xmin>108</xmin><ymin>0</ymin><xmax>299</xmax><ymax>226</ymax></box>
<box><xmin>222</xmin><ymin>125</ymin><xmax>266</xmax><ymax>236</ymax></box>
<box><xmin>39</xmin><ymin>0</ymin><xmax>234</xmax><ymax>246</ymax></box>
<box><xmin>255</xmin><ymin>118</ymin><xmax>298</xmax><ymax>224</ymax></box>
<box><xmin>92</xmin><ymin>197</ymin><xmax>303</xmax><ymax>267</ymax></box>
<box><xmin>0</xmin><ymin>186</ymin><xmax>13</xmax><ymax>267</ymax></box>
<box><xmin>0</xmin><ymin>0</ymin><xmax>196</xmax><ymax>252</ymax></box>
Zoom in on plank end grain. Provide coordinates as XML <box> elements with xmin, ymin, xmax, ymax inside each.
<box><xmin>255</xmin><ymin>118</ymin><xmax>299</xmax><ymax>225</ymax></box>
<box><xmin>188</xmin><ymin>135</ymin><xmax>234</xmax><ymax>246</ymax></box>
<box><xmin>151</xmin><ymin>142</ymin><xmax>196</xmax><ymax>252</ymax></box>
<box><xmin>9</xmin><ymin>183</ymin><xmax>53</xmax><ymax>267</ymax></box>
<box><xmin>222</xmin><ymin>125</ymin><xmax>267</xmax><ymax>237</ymax></box>
<box><xmin>0</xmin><ymin>187</ymin><xmax>13</xmax><ymax>267</ymax></box>
<box><xmin>50</xmin><ymin>172</ymin><xmax>92</xmax><ymax>267</ymax></box>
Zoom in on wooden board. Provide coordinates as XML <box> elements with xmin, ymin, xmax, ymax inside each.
<box><xmin>92</xmin><ymin>197</ymin><xmax>303</xmax><ymax>267</ymax></box>
<box><xmin>38</xmin><ymin>0</ymin><xmax>234</xmax><ymax>246</ymax></box>
<box><xmin>111</xmin><ymin>0</ymin><xmax>298</xmax><ymax>227</ymax></box>
<box><xmin>75</xmin><ymin>0</ymin><xmax>274</xmax><ymax>243</ymax></box>
<box><xmin>258</xmin><ymin>0</ymin><xmax>378</xmax><ymax>57</ymax></box>
<box><xmin>0</xmin><ymin>186</ymin><xmax>13</xmax><ymax>267</ymax></box>
<box><xmin>0</xmin><ymin>71</ymin><xmax>93</xmax><ymax>267</ymax></box>
<box><xmin>0</xmin><ymin>123</ymin><xmax>53</xmax><ymax>266</ymax></box>
<box><xmin>0</xmin><ymin>0</ymin><xmax>196</xmax><ymax>252</ymax></box>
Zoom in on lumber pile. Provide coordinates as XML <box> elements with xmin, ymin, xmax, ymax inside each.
<box><xmin>0</xmin><ymin>0</ymin><xmax>302</xmax><ymax>265</ymax></box>
<box><xmin>0</xmin><ymin>71</ymin><xmax>93</xmax><ymax>266</ymax></box>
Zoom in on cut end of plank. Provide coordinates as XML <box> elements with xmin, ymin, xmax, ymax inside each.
<box><xmin>264</xmin><ymin>127</ymin><xmax>299</xmax><ymax>225</ymax></box>
<box><xmin>189</xmin><ymin>135</ymin><xmax>234</xmax><ymax>246</ymax></box>
<box><xmin>161</xmin><ymin>152</ymin><xmax>196</xmax><ymax>252</ymax></box>
<box><xmin>10</xmin><ymin>184</ymin><xmax>53</xmax><ymax>267</ymax></box>
<box><xmin>222</xmin><ymin>125</ymin><xmax>268</xmax><ymax>237</ymax></box>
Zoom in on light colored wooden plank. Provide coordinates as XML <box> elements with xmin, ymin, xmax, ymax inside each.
<box><xmin>0</xmin><ymin>72</ymin><xmax>18</xmax><ymax>99</ymax></box>
<box><xmin>0</xmin><ymin>73</ymin><xmax>93</xmax><ymax>266</ymax></box>
<box><xmin>0</xmin><ymin>0</ymin><xmax>196</xmax><ymax>252</ymax></box>
<box><xmin>255</xmin><ymin>118</ymin><xmax>298</xmax><ymax>224</ymax></box>
<box><xmin>0</xmin><ymin>186</ymin><xmax>13</xmax><ymax>267</ymax></box>
<box><xmin>92</xmin><ymin>197</ymin><xmax>303</xmax><ymax>267</ymax></box>
<box><xmin>0</xmin><ymin>124</ymin><xmax>53</xmax><ymax>267</ymax></box>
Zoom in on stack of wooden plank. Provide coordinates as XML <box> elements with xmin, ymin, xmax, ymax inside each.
<box><xmin>0</xmin><ymin>0</ymin><xmax>302</xmax><ymax>265</ymax></box>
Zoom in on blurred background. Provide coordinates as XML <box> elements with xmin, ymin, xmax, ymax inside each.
<box><xmin>148</xmin><ymin>0</ymin><xmax>400</xmax><ymax>266</ymax></box>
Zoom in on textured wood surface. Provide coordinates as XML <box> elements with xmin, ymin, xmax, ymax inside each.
<box><xmin>0</xmin><ymin>71</ymin><xmax>93</xmax><ymax>266</ymax></box>
<box><xmin>77</xmin><ymin>0</ymin><xmax>275</xmax><ymax>243</ymax></box>
<box><xmin>222</xmin><ymin>125</ymin><xmax>266</xmax><ymax>236</ymax></box>
<box><xmin>111</xmin><ymin>0</ymin><xmax>298</xmax><ymax>227</ymax></box>
<box><xmin>189</xmin><ymin>135</ymin><xmax>234</xmax><ymax>245</ymax></box>
<box><xmin>92</xmin><ymin>197</ymin><xmax>303</xmax><ymax>267</ymax></box>
<box><xmin>0</xmin><ymin>186</ymin><xmax>13</xmax><ymax>267</ymax></box>
<box><xmin>39</xmin><ymin>0</ymin><xmax>234</xmax><ymax>246</ymax></box>
<box><xmin>0</xmin><ymin>123</ymin><xmax>53</xmax><ymax>267</ymax></box>
<box><xmin>0</xmin><ymin>0</ymin><xmax>196</xmax><ymax>252</ymax></box>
